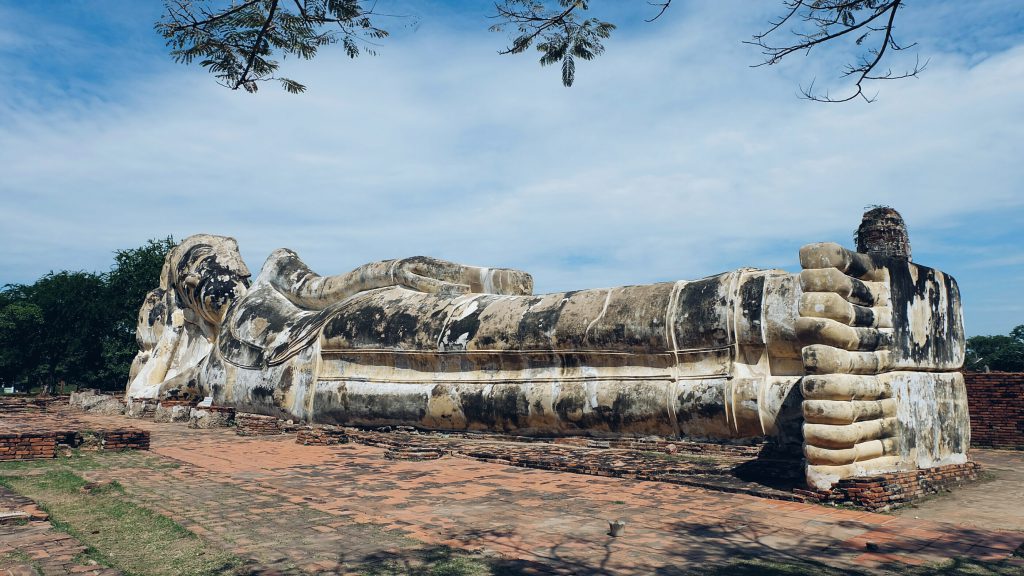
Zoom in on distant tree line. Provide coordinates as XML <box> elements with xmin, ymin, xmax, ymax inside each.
<box><xmin>0</xmin><ymin>238</ymin><xmax>174</xmax><ymax>394</ymax></box>
<box><xmin>966</xmin><ymin>325</ymin><xmax>1024</xmax><ymax>373</ymax></box>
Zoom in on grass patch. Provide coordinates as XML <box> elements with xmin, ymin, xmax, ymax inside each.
<box><xmin>0</xmin><ymin>467</ymin><xmax>242</xmax><ymax>576</ymax></box>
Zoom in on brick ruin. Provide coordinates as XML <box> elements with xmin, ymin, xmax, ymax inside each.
<box><xmin>855</xmin><ymin>205</ymin><xmax>912</xmax><ymax>261</ymax></box>
<box><xmin>1</xmin><ymin>395</ymin><xmax>151</xmax><ymax>461</ymax></box>
<box><xmin>0</xmin><ymin>432</ymin><xmax>56</xmax><ymax>461</ymax></box>
<box><xmin>965</xmin><ymin>371</ymin><xmax>1024</xmax><ymax>448</ymax></box>
<box><xmin>235</xmin><ymin>413</ymin><xmax>285</xmax><ymax>436</ymax></box>
<box><xmin>0</xmin><ymin>428</ymin><xmax>149</xmax><ymax>462</ymax></box>
<box><xmin>295</xmin><ymin>425</ymin><xmax>349</xmax><ymax>445</ymax></box>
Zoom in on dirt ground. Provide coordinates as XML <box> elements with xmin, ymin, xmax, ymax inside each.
<box><xmin>893</xmin><ymin>449</ymin><xmax>1024</xmax><ymax>532</ymax></box>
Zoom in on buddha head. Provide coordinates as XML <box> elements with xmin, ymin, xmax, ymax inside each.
<box><xmin>162</xmin><ymin>234</ymin><xmax>251</xmax><ymax>329</ymax></box>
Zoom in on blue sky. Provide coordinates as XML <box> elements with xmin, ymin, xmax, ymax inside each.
<box><xmin>1</xmin><ymin>1</ymin><xmax>1022</xmax><ymax>336</ymax></box>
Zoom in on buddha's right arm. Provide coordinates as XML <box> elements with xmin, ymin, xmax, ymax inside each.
<box><xmin>262</xmin><ymin>249</ymin><xmax>534</xmax><ymax>311</ymax></box>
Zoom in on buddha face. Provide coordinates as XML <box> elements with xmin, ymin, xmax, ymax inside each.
<box><xmin>172</xmin><ymin>238</ymin><xmax>251</xmax><ymax>327</ymax></box>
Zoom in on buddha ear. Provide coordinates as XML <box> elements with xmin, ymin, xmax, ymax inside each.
<box><xmin>158</xmin><ymin>250</ymin><xmax>175</xmax><ymax>292</ymax></box>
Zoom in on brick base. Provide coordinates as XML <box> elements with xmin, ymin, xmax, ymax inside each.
<box><xmin>296</xmin><ymin>426</ymin><xmax>349</xmax><ymax>445</ymax></box>
<box><xmin>0</xmin><ymin>428</ymin><xmax>149</xmax><ymax>460</ymax></box>
<box><xmin>796</xmin><ymin>462</ymin><xmax>981</xmax><ymax>511</ymax></box>
<box><xmin>235</xmin><ymin>413</ymin><xmax>283</xmax><ymax>436</ymax></box>
<box><xmin>101</xmin><ymin>429</ymin><xmax>151</xmax><ymax>451</ymax></box>
<box><xmin>0</xmin><ymin>433</ymin><xmax>57</xmax><ymax>460</ymax></box>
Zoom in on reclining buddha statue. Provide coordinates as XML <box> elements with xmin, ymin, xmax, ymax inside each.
<box><xmin>127</xmin><ymin>208</ymin><xmax>968</xmax><ymax>490</ymax></box>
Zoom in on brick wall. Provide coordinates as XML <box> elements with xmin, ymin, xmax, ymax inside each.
<box><xmin>0</xmin><ymin>433</ymin><xmax>57</xmax><ymax>460</ymax></box>
<box><xmin>0</xmin><ymin>429</ymin><xmax>149</xmax><ymax>461</ymax></box>
<box><xmin>964</xmin><ymin>372</ymin><xmax>1024</xmax><ymax>448</ymax></box>
<box><xmin>235</xmin><ymin>413</ymin><xmax>283</xmax><ymax>436</ymax></box>
<box><xmin>100</xmin><ymin>429</ymin><xmax>151</xmax><ymax>451</ymax></box>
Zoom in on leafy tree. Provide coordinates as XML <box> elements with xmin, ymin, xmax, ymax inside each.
<box><xmin>0</xmin><ymin>272</ymin><xmax>108</xmax><ymax>392</ymax></box>
<box><xmin>965</xmin><ymin>325</ymin><xmax>1024</xmax><ymax>372</ymax></box>
<box><xmin>158</xmin><ymin>0</ymin><xmax>918</xmax><ymax>98</ymax></box>
<box><xmin>0</xmin><ymin>291</ymin><xmax>45</xmax><ymax>391</ymax></box>
<box><xmin>0</xmin><ymin>237</ymin><xmax>175</xmax><ymax>393</ymax></box>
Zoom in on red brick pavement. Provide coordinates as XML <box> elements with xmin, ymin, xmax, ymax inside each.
<box><xmin>44</xmin><ymin>410</ymin><xmax>1022</xmax><ymax>575</ymax></box>
<box><xmin>4</xmin><ymin>406</ymin><xmax>1024</xmax><ymax>575</ymax></box>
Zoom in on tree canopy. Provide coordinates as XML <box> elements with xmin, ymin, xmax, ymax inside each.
<box><xmin>0</xmin><ymin>237</ymin><xmax>174</xmax><ymax>393</ymax></box>
<box><xmin>158</xmin><ymin>0</ymin><xmax>919</xmax><ymax>101</ymax></box>
<box><xmin>965</xmin><ymin>325</ymin><xmax>1024</xmax><ymax>373</ymax></box>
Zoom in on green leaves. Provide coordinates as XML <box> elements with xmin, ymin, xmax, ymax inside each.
<box><xmin>0</xmin><ymin>237</ymin><xmax>175</xmax><ymax>392</ymax></box>
<box><xmin>156</xmin><ymin>0</ymin><xmax>390</xmax><ymax>93</ymax></box>
<box><xmin>561</xmin><ymin>54</ymin><xmax>574</xmax><ymax>86</ymax></box>
<box><xmin>493</xmin><ymin>1</ymin><xmax>615</xmax><ymax>87</ymax></box>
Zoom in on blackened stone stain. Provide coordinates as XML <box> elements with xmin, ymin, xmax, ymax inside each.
<box><xmin>146</xmin><ymin>289</ymin><xmax>167</xmax><ymax>326</ymax></box>
<box><xmin>887</xmin><ymin>259</ymin><xmax>962</xmax><ymax>366</ymax></box>
<box><xmin>445</xmin><ymin>310</ymin><xmax>483</xmax><ymax>348</ymax></box>
<box><xmin>458</xmin><ymin>387</ymin><xmax>530</xmax><ymax>430</ymax></box>
<box><xmin>739</xmin><ymin>276</ymin><xmax>765</xmax><ymax>328</ymax></box>
<box><xmin>674</xmin><ymin>275</ymin><xmax>732</xmax><ymax>349</ymax></box>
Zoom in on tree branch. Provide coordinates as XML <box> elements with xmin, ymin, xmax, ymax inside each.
<box><xmin>645</xmin><ymin>0</ymin><xmax>672</xmax><ymax>23</ymax></box>
<box><xmin>493</xmin><ymin>2</ymin><xmax>581</xmax><ymax>55</ymax></box>
<box><xmin>165</xmin><ymin>0</ymin><xmax>261</xmax><ymax>32</ymax></box>
<box><xmin>234</xmin><ymin>0</ymin><xmax>279</xmax><ymax>91</ymax></box>
<box><xmin>749</xmin><ymin>0</ymin><xmax>920</xmax><ymax>103</ymax></box>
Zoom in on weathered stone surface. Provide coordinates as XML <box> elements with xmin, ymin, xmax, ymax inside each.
<box><xmin>70</xmin><ymin>390</ymin><xmax>125</xmax><ymax>415</ymax></box>
<box><xmin>125</xmin><ymin>398</ymin><xmax>157</xmax><ymax>419</ymax></box>
<box><xmin>797</xmin><ymin>235</ymin><xmax>967</xmax><ymax>489</ymax></box>
<box><xmin>154</xmin><ymin>401</ymin><xmax>194</xmax><ymax>423</ymax></box>
<box><xmin>187</xmin><ymin>406</ymin><xmax>235</xmax><ymax>429</ymax></box>
<box><xmin>126</xmin><ymin>208</ymin><xmax>968</xmax><ymax>489</ymax></box>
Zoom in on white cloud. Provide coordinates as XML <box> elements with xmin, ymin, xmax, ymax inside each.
<box><xmin>0</xmin><ymin>2</ymin><xmax>1022</xmax><ymax>335</ymax></box>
